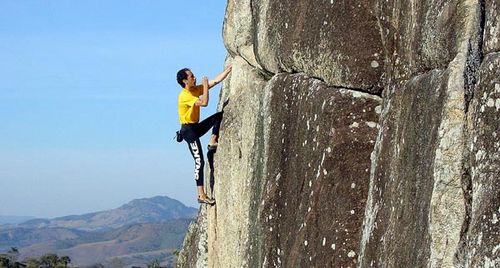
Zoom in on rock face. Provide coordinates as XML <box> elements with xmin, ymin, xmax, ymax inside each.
<box><xmin>177</xmin><ymin>208</ymin><xmax>208</xmax><ymax>268</ymax></box>
<box><xmin>177</xmin><ymin>0</ymin><xmax>499</xmax><ymax>267</ymax></box>
<box><xmin>461</xmin><ymin>52</ymin><xmax>500</xmax><ymax>267</ymax></box>
<box><xmin>258</xmin><ymin>74</ymin><xmax>380</xmax><ymax>267</ymax></box>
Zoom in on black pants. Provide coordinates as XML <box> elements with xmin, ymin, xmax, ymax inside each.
<box><xmin>181</xmin><ymin>112</ymin><xmax>223</xmax><ymax>186</ymax></box>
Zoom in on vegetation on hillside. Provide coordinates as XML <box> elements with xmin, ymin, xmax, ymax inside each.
<box><xmin>0</xmin><ymin>248</ymin><xmax>71</xmax><ymax>268</ymax></box>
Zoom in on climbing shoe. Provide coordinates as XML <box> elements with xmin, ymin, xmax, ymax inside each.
<box><xmin>207</xmin><ymin>143</ymin><xmax>218</xmax><ymax>152</ymax></box>
<box><xmin>198</xmin><ymin>196</ymin><xmax>216</xmax><ymax>205</ymax></box>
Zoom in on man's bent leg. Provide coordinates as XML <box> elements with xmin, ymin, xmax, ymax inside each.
<box><xmin>196</xmin><ymin>112</ymin><xmax>223</xmax><ymax>138</ymax></box>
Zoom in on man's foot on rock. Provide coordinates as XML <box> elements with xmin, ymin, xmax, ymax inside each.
<box><xmin>198</xmin><ymin>196</ymin><xmax>216</xmax><ymax>205</ymax></box>
<box><xmin>207</xmin><ymin>143</ymin><xmax>218</xmax><ymax>152</ymax></box>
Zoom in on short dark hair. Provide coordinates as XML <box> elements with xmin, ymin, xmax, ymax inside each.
<box><xmin>176</xmin><ymin>68</ymin><xmax>190</xmax><ymax>87</ymax></box>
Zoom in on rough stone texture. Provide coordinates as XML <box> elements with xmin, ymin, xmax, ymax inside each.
<box><xmin>260</xmin><ymin>74</ymin><xmax>381</xmax><ymax>267</ymax></box>
<box><xmin>224</xmin><ymin>0</ymin><xmax>385</xmax><ymax>93</ymax></box>
<box><xmin>484</xmin><ymin>0</ymin><xmax>500</xmax><ymax>53</ymax></box>
<box><xmin>207</xmin><ymin>56</ymin><xmax>269</xmax><ymax>268</ymax></box>
<box><xmin>252</xmin><ymin>0</ymin><xmax>385</xmax><ymax>93</ymax></box>
<box><xmin>377</xmin><ymin>0</ymin><xmax>465</xmax><ymax>79</ymax></box>
<box><xmin>222</xmin><ymin>0</ymin><xmax>260</xmax><ymax>68</ymax></box>
<box><xmin>460</xmin><ymin>53</ymin><xmax>500</xmax><ymax>267</ymax></box>
<box><xmin>358</xmin><ymin>68</ymin><xmax>465</xmax><ymax>267</ymax></box>
<box><xmin>359</xmin><ymin>0</ymin><xmax>480</xmax><ymax>267</ymax></box>
<box><xmin>175</xmin><ymin>208</ymin><xmax>208</xmax><ymax>268</ymax></box>
<box><xmin>178</xmin><ymin>0</ymin><xmax>500</xmax><ymax>267</ymax></box>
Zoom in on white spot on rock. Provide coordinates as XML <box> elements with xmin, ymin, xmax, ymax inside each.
<box><xmin>347</xmin><ymin>251</ymin><xmax>356</xmax><ymax>258</ymax></box>
<box><xmin>366</xmin><ymin>121</ymin><xmax>378</xmax><ymax>128</ymax></box>
<box><xmin>476</xmin><ymin>150</ymin><xmax>485</xmax><ymax>161</ymax></box>
<box><xmin>351</xmin><ymin>183</ymin><xmax>356</xmax><ymax>188</ymax></box>
<box><xmin>304</xmin><ymin>240</ymin><xmax>308</xmax><ymax>246</ymax></box>
<box><xmin>331</xmin><ymin>243</ymin><xmax>336</xmax><ymax>250</ymax></box>
<box><xmin>487</xmin><ymin>98</ymin><xmax>495</xmax><ymax>107</ymax></box>
<box><xmin>493</xmin><ymin>244</ymin><xmax>500</xmax><ymax>254</ymax></box>
<box><xmin>371</xmin><ymin>61</ymin><xmax>379</xmax><ymax>68</ymax></box>
<box><xmin>349</xmin><ymin>122</ymin><xmax>359</xmax><ymax>128</ymax></box>
<box><xmin>322</xmin><ymin>237</ymin><xmax>326</xmax><ymax>246</ymax></box>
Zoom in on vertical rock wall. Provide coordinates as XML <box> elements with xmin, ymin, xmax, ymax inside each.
<box><xmin>177</xmin><ymin>0</ymin><xmax>499</xmax><ymax>267</ymax></box>
<box><xmin>459</xmin><ymin>2</ymin><xmax>500</xmax><ymax>267</ymax></box>
<box><xmin>359</xmin><ymin>0</ymin><xmax>479</xmax><ymax>267</ymax></box>
<box><xmin>259</xmin><ymin>74</ymin><xmax>381</xmax><ymax>267</ymax></box>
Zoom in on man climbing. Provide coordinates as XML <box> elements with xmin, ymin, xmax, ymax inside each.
<box><xmin>177</xmin><ymin>66</ymin><xmax>231</xmax><ymax>205</ymax></box>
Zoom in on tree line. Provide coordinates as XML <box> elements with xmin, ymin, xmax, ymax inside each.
<box><xmin>1</xmin><ymin>248</ymin><xmax>169</xmax><ymax>268</ymax></box>
<box><xmin>0</xmin><ymin>248</ymin><xmax>71</xmax><ymax>268</ymax></box>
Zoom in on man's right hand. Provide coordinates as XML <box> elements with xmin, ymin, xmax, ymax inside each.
<box><xmin>195</xmin><ymin>76</ymin><xmax>210</xmax><ymax>107</ymax></box>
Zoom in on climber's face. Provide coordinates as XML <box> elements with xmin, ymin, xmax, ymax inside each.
<box><xmin>183</xmin><ymin>70</ymin><xmax>196</xmax><ymax>89</ymax></box>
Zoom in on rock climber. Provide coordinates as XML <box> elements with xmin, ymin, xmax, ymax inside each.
<box><xmin>176</xmin><ymin>66</ymin><xmax>232</xmax><ymax>205</ymax></box>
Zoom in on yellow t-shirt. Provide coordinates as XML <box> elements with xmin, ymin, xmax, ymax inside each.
<box><xmin>178</xmin><ymin>85</ymin><xmax>203</xmax><ymax>124</ymax></box>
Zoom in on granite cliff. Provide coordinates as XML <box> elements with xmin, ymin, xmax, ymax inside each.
<box><xmin>177</xmin><ymin>0</ymin><xmax>499</xmax><ymax>267</ymax></box>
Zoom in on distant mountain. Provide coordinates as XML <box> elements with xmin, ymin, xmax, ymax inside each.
<box><xmin>0</xmin><ymin>227</ymin><xmax>87</xmax><ymax>249</ymax></box>
<box><xmin>0</xmin><ymin>196</ymin><xmax>198</xmax><ymax>267</ymax></box>
<box><xmin>0</xmin><ymin>215</ymin><xmax>35</xmax><ymax>225</ymax></box>
<box><xmin>19</xmin><ymin>196</ymin><xmax>197</xmax><ymax>231</ymax></box>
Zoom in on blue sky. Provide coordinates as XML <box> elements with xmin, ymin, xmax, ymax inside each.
<box><xmin>0</xmin><ymin>1</ymin><xmax>228</xmax><ymax>217</ymax></box>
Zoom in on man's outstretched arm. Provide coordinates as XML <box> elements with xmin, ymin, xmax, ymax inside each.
<box><xmin>209</xmin><ymin>66</ymin><xmax>232</xmax><ymax>89</ymax></box>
